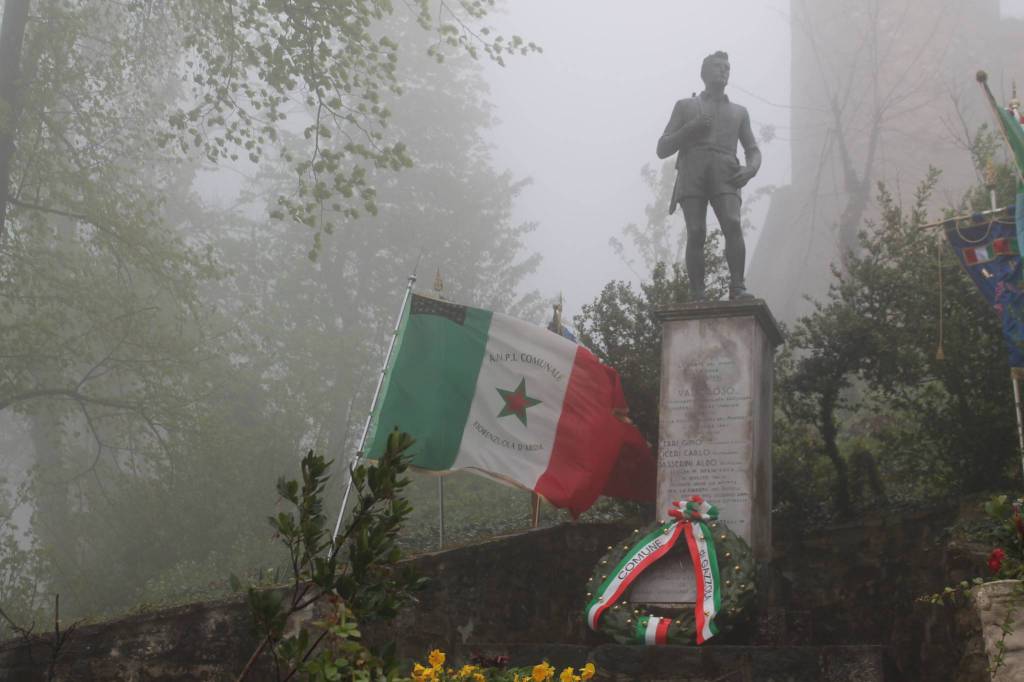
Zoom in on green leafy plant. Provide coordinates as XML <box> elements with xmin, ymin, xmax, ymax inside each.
<box><xmin>980</xmin><ymin>495</ymin><xmax>1024</xmax><ymax>580</ymax></box>
<box><xmin>977</xmin><ymin>494</ymin><xmax>1024</xmax><ymax>677</ymax></box>
<box><xmin>920</xmin><ymin>494</ymin><xmax>1024</xmax><ymax>676</ymax></box>
<box><xmin>237</xmin><ymin>428</ymin><xmax>425</xmax><ymax>681</ymax></box>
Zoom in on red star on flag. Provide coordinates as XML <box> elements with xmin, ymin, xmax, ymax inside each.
<box><xmin>496</xmin><ymin>378</ymin><xmax>542</xmax><ymax>426</ymax></box>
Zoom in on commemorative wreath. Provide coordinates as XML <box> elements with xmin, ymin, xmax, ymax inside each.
<box><xmin>583</xmin><ymin>496</ymin><xmax>756</xmax><ymax>645</ymax></box>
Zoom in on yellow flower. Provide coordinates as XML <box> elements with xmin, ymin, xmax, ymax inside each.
<box><xmin>559</xmin><ymin>667</ymin><xmax>576</xmax><ymax>682</ymax></box>
<box><xmin>472</xmin><ymin>673</ymin><xmax>486</xmax><ymax>682</ymax></box>
<box><xmin>455</xmin><ymin>664</ymin><xmax>478</xmax><ymax>679</ymax></box>
<box><xmin>428</xmin><ymin>649</ymin><xmax>446</xmax><ymax>670</ymax></box>
<box><xmin>532</xmin><ymin>662</ymin><xmax>555</xmax><ymax>682</ymax></box>
<box><xmin>580</xmin><ymin>663</ymin><xmax>596</xmax><ymax>681</ymax></box>
<box><xmin>412</xmin><ymin>663</ymin><xmax>430</xmax><ymax>682</ymax></box>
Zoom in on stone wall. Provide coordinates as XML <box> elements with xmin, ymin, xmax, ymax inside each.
<box><xmin>0</xmin><ymin>505</ymin><xmax>993</xmax><ymax>681</ymax></box>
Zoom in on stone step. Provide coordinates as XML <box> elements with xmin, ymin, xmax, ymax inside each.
<box><xmin>454</xmin><ymin>643</ymin><xmax>888</xmax><ymax>682</ymax></box>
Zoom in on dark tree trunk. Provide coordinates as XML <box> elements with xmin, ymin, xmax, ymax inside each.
<box><xmin>0</xmin><ymin>0</ymin><xmax>32</xmax><ymax>243</ymax></box>
<box><xmin>820</xmin><ymin>388</ymin><xmax>852</xmax><ymax>518</ymax></box>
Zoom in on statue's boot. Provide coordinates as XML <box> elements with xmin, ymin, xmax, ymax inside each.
<box><xmin>688</xmin><ymin>283</ymin><xmax>706</xmax><ymax>302</ymax></box>
<box><xmin>729</xmin><ymin>279</ymin><xmax>755</xmax><ymax>301</ymax></box>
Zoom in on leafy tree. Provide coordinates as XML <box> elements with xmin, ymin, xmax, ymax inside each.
<box><xmin>0</xmin><ymin>480</ymin><xmax>43</xmax><ymax>639</ymax></box>
<box><xmin>203</xmin><ymin>7</ymin><xmax>544</xmax><ymax>506</ymax></box>
<box><xmin>779</xmin><ymin>164</ymin><xmax>1019</xmax><ymax>518</ymax></box>
<box><xmin>0</xmin><ymin>0</ymin><xmax>540</xmax><ymax>621</ymax></box>
<box><xmin>0</xmin><ymin>0</ymin><xmax>538</xmax><ymax>241</ymax></box>
<box><xmin>166</xmin><ymin>0</ymin><xmax>538</xmax><ymax>255</ymax></box>
<box><xmin>236</xmin><ymin>430</ymin><xmax>423</xmax><ymax>682</ymax></box>
<box><xmin>581</xmin><ymin>149</ymin><xmax>1020</xmax><ymax>522</ymax></box>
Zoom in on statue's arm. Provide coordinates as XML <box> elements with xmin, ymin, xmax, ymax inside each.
<box><xmin>657</xmin><ymin>101</ymin><xmax>704</xmax><ymax>159</ymax></box>
<box><xmin>728</xmin><ymin>108</ymin><xmax>761</xmax><ymax>189</ymax></box>
<box><xmin>739</xmin><ymin>108</ymin><xmax>761</xmax><ymax>175</ymax></box>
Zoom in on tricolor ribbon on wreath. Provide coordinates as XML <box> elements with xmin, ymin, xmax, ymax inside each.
<box><xmin>585</xmin><ymin>496</ymin><xmax>723</xmax><ymax>644</ymax></box>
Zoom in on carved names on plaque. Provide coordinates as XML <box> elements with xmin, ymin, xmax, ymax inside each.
<box><xmin>627</xmin><ymin>315</ymin><xmax>760</xmax><ymax>605</ymax></box>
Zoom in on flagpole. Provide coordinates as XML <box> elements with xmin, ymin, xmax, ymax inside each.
<box><xmin>915</xmin><ymin>204</ymin><xmax>1011</xmax><ymax>231</ymax></box>
<box><xmin>1012</xmin><ymin>368</ymin><xmax>1024</xmax><ymax>483</ymax></box>
<box><xmin>977</xmin><ymin>71</ymin><xmax>1024</xmax><ymax>186</ymax></box>
<box><xmin>1001</xmin><ymin>151</ymin><xmax>1024</xmax><ymax>483</ymax></box>
<box><xmin>438</xmin><ymin>477</ymin><xmax>446</xmax><ymax>549</ymax></box>
<box><xmin>531</xmin><ymin>294</ymin><xmax>567</xmax><ymax>529</ymax></box>
<box><xmin>331</xmin><ymin>270</ymin><xmax>417</xmax><ymax>546</ymax></box>
<box><xmin>973</xmin><ymin>175</ymin><xmax>1024</xmax><ymax>482</ymax></box>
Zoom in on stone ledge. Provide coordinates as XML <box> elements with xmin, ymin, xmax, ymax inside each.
<box><xmin>0</xmin><ymin>597</ymin><xmax>265</xmax><ymax>681</ymax></box>
<box><xmin>655</xmin><ymin>299</ymin><xmax>784</xmax><ymax>347</ymax></box>
<box><xmin>0</xmin><ymin>506</ymin><xmax>963</xmax><ymax>680</ymax></box>
<box><xmin>458</xmin><ymin>642</ymin><xmax>887</xmax><ymax>682</ymax></box>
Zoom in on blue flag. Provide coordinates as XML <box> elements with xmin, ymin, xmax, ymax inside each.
<box><xmin>945</xmin><ymin>205</ymin><xmax>1024</xmax><ymax>366</ymax></box>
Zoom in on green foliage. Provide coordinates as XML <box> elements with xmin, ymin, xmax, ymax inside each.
<box><xmin>920</xmin><ymin>493</ymin><xmax>1024</xmax><ymax>677</ymax></box>
<box><xmin>396</xmin><ymin>469</ymin><xmax>648</xmax><ymax>556</ymax></box>
<box><xmin>165</xmin><ymin>0</ymin><xmax>539</xmax><ymax>255</ymax></box>
<box><xmin>777</xmin><ymin>166</ymin><xmax>1018</xmax><ymax>518</ymax></box>
<box><xmin>582</xmin><ymin>158</ymin><xmax>1020</xmax><ymax>523</ymax></box>
<box><xmin>970</xmin><ymin>490</ymin><xmax>1024</xmax><ymax>678</ymax></box>
<box><xmin>0</xmin><ymin>0</ymin><xmax>540</xmax><ymax>625</ymax></box>
<box><xmin>978</xmin><ymin>494</ymin><xmax>1024</xmax><ymax>580</ymax></box>
<box><xmin>201</xmin><ymin>5</ymin><xmax>544</xmax><ymax>483</ymax></box>
<box><xmin>237</xmin><ymin>430</ymin><xmax>424</xmax><ymax>681</ymax></box>
<box><xmin>586</xmin><ymin>519</ymin><xmax>755</xmax><ymax>645</ymax></box>
<box><xmin>398</xmin><ymin>472</ymin><xmax>534</xmax><ymax>554</ymax></box>
<box><xmin>0</xmin><ymin>483</ymin><xmax>44</xmax><ymax>639</ymax></box>
<box><xmin>574</xmin><ymin>257</ymin><xmax>725</xmax><ymax>444</ymax></box>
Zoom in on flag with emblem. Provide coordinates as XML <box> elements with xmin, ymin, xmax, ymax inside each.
<box><xmin>364</xmin><ymin>294</ymin><xmax>655</xmax><ymax>516</ymax></box>
<box><xmin>945</xmin><ymin>209</ymin><xmax>1024</xmax><ymax>366</ymax></box>
<box><xmin>958</xmin><ymin>72</ymin><xmax>1024</xmax><ymax>367</ymax></box>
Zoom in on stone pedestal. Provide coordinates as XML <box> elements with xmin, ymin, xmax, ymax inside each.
<box><xmin>629</xmin><ymin>299</ymin><xmax>782</xmax><ymax>604</ymax></box>
<box><xmin>973</xmin><ymin>580</ymin><xmax>1024</xmax><ymax>682</ymax></box>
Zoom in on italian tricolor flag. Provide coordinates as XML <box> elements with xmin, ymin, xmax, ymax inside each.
<box><xmin>365</xmin><ymin>294</ymin><xmax>655</xmax><ymax>516</ymax></box>
<box><xmin>961</xmin><ymin>238</ymin><xmax>1017</xmax><ymax>265</ymax></box>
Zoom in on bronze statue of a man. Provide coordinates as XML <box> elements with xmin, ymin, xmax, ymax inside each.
<box><xmin>657</xmin><ymin>51</ymin><xmax>761</xmax><ymax>301</ymax></box>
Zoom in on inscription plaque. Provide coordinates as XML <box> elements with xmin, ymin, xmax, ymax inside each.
<box><xmin>627</xmin><ymin>300</ymin><xmax>780</xmax><ymax>605</ymax></box>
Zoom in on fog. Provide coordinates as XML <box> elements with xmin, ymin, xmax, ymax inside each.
<box><xmin>2</xmin><ymin>0</ymin><xmax>1024</xmax><ymax>637</ymax></box>
<box><xmin>483</xmin><ymin>1</ymin><xmax>791</xmax><ymax>314</ymax></box>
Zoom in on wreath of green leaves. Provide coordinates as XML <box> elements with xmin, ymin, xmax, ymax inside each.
<box><xmin>585</xmin><ymin>519</ymin><xmax>757</xmax><ymax>645</ymax></box>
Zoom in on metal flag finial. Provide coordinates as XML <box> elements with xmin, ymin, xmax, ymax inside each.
<box><xmin>985</xmin><ymin>158</ymin><xmax>999</xmax><ymax>189</ymax></box>
<box><xmin>548</xmin><ymin>292</ymin><xmax>564</xmax><ymax>335</ymax></box>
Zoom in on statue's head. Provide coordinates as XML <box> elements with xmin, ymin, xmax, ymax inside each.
<box><xmin>700</xmin><ymin>51</ymin><xmax>730</xmax><ymax>89</ymax></box>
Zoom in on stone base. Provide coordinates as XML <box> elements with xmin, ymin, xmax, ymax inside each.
<box><xmin>973</xmin><ymin>580</ymin><xmax>1024</xmax><ymax>682</ymax></box>
<box><xmin>459</xmin><ymin>643</ymin><xmax>887</xmax><ymax>682</ymax></box>
<box><xmin>632</xmin><ymin>299</ymin><xmax>781</xmax><ymax>604</ymax></box>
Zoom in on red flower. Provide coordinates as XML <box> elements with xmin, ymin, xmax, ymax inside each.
<box><xmin>989</xmin><ymin>547</ymin><xmax>1007</xmax><ymax>574</ymax></box>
